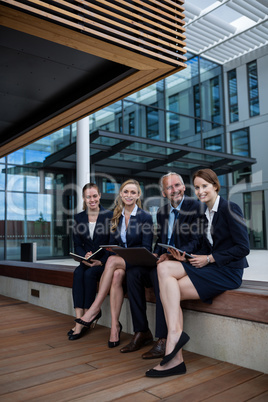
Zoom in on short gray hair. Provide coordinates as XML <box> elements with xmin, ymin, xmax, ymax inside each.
<box><xmin>160</xmin><ymin>172</ymin><xmax>184</xmax><ymax>191</ymax></box>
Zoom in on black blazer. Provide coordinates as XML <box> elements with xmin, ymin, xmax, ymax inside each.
<box><xmin>197</xmin><ymin>197</ymin><xmax>250</xmax><ymax>269</ymax></box>
<box><xmin>109</xmin><ymin>207</ymin><xmax>154</xmax><ymax>252</ymax></box>
<box><xmin>73</xmin><ymin>205</ymin><xmax>113</xmax><ymax>265</ymax></box>
<box><xmin>154</xmin><ymin>196</ymin><xmax>203</xmax><ymax>256</ymax></box>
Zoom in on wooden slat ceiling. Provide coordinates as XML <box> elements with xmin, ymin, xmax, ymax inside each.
<box><xmin>0</xmin><ymin>0</ymin><xmax>186</xmax><ymax>156</ymax></box>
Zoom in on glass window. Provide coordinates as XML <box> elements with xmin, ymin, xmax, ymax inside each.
<box><xmin>0</xmin><ymin>191</ymin><xmax>4</xmax><ymax>259</ymax></box>
<box><xmin>204</xmin><ymin>135</ymin><xmax>222</xmax><ymax>152</ymax></box>
<box><xmin>247</xmin><ymin>60</ymin><xmax>260</xmax><ymax>117</ymax></box>
<box><xmin>231</xmin><ymin>128</ymin><xmax>251</xmax><ymax>184</ymax></box>
<box><xmin>90</xmin><ymin>101</ymin><xmax>122</xmax><ymax>133</ymax></box>
<box><xmin>193</xmin><ymin>84</ymin><xmax>201</xmax><ymax>133</ymax></box>
<box><xmin>231</xmin><ymin>128</ymin><xmax>250</xmax><ymax>157</ymax></box>
<box><xmin>146</xmin><ymin>106</ymin><xmax>158</xmax><ymax>139</ymax></box>
<box><xmin>129</xmin><ymin>112</ymin><xmax>135</xmax><ymax>135</ymax></box>
<box><xmin>165</xmin><ymin>56</ymin><xmax>199</xmax><ymax>118</ymax></box>
<box><xmin>146</xmin><ymin>104</ymin><xmax>165</xmax><ymax>140</ymax></box>
<box><xmin>228</xmin><ymin>69</ymin><xmax>239</xmax><ymax>123</ymax></box>
<box><xmin>0</xmin><ymin>164</ymin><xmax>5</xmax><ymax>190</ymax></box>
<box><xmin>210</xmin><ymin>76</ymin><xmax>221</xmax><ymax>127</ymax></box>
<box><xmin>244</xmin><ymin>191</ymin><xmax>265</xmax><ymax>249</ymax></box>
<box><xmin>125</xmin><ymin>81</ymin><xmax>164</xmax><ymax>108</ymax></box>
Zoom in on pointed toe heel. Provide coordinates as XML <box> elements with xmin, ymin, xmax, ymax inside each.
<box><xmin>108</xmin><ymin>322</ymin><xmax>122</xmax><ymax>348</ymax></box>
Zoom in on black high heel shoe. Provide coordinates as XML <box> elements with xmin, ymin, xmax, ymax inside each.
<box><xmin>67</xmin><ymin>329</ymin><xmax>74</xmax><ymax>336</ymax></box>
<box><xmin>108</xmin><ymin>322</ymin><xmax>122</xmax><ymax>348</ymax></box>
<box><xmin>69</xmin><ymin>326</ymin><xmax>88</xmax><ymax>341</ymax></box>
<box><xmin>75</xmin><ymin>310</ymin><xmax>102</xmax><ymax>328</ymax></box>
<box><xmin>160</xmin><ymin>331</ymin><xmax>190</xmax><ymax>366</ymax></box>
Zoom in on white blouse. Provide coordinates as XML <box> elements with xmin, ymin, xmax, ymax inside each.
<box><xmin>89</xmin><ymin>221</ymin><xmax>96</xmax><ymax>240</ymax></box>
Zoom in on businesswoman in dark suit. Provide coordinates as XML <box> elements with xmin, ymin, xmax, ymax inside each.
<box><xmin>68</xmin><ymin>183</ymin><xmax>112</xmax><ymax>340</ymax></box>
<box><xmin>146</xmin><ymin>168</ymin><xmax>250</xmax><ymax>377</ymax></box>
<box><xmin>76</xmin><ymin>179</ymin><xmax>154</xmax><ymax>348</ymax></box>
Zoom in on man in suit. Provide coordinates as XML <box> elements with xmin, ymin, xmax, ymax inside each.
<box><xmin>120</xmin><ymin>172</ymin><xmax>202</xmax><ymax>358</ymax></box>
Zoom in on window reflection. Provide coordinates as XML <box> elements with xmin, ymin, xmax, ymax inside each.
<box><xmin>244</xmin><ymin>191</ymin><xmax>265</xmax><ymax>249</ymax></box>
<box><xmin>231</xmin><ymin>128</ymin><xmax>251</xmax><ymax>184</ymax></box>
<box><xmin>247</xmin><ymin>60</ymin><xmax>260</xmax><ymax>117</ymax></box>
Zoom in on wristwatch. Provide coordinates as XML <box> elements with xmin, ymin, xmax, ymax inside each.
<box><xmin>206</xmin><ymin>255</ymin><xmax>211</xmax><ymax>264</ymax></box>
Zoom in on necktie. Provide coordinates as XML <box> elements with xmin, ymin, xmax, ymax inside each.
<box><xmin>169</xmin><ymin>209</ymin><xmax>179</xmax><ymax>247</ymax></box>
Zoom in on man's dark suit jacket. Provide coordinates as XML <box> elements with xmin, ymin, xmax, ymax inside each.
<box><xmin>109</xmin><ymin>207</ymin><xmax>153</xmax><ymax>252</ymax></box>
<box><xmin>197</xmin><ymin>197</ymin><xmax>249</xmax><ymax>269</ymax></box>
<box><xmin>73</xmin><ymin>205</ymin><xmax>113</xmax><ymax>265</ymax></box>
<box><xmin>154</xmin><ymin>196</ymin><xmax>202</xmax><ymax>256</ymax></box>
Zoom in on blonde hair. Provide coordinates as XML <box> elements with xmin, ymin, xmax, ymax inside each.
<box><xmin>82</xmin><ymin>183</ymin><xmax>100</xmax><ymax>210</ymax></box>
<box><xmin>111</xmin><ymin>179</ymin><xmax>142</xmax><ymax>231</ymax></box>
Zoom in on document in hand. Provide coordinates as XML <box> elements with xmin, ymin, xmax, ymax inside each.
<box><xmin>69</xmin><ymin>248</ymin><xmax>103</xmax><ymax>263</ymax></box>
<box><xmin>109</xmin><ymin>247</ymin><xmax>158</xmax><ymax>267</ymax></box>
<box><xmin>157</xmin><ymin>243</ymin><xmax>193</xmax><ymax>259</ymax></box>
<box><xmin>99</xmin><ymin>245</ymin><xmax>124</xmax><ymax>249</ymax></box>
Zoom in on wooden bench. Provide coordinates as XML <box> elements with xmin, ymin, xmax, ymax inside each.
<box><xmin>0</xmin><ymin>260</ymin><xmax>267</xmax><ymax>325</ymax></box>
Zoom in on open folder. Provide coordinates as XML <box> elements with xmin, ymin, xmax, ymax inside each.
<box><xmin>69</xmin><ymin>248</ymin><xmax>103</xmax><ymax>263</ymax></box>
<box><xmin>107</xmin><ymin>246</ymin><xmax>158</xmax><ymax>267</ymax></box>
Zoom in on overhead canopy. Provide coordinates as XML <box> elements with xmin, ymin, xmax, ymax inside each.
<box><xmin>184</xmin><ymin>0</ymin><xmax>268</xmax><ymax>64</ymax></box>
<box><xmin>43</xmin><ymin>130</ymin><xmax>257</xmax><ymax>178</ymax></box>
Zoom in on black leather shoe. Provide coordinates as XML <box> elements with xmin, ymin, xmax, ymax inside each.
<box><xmin>160</xmin><ymin>331</ymin><xmax>190</xmax><ymax>366</ymax></box>
<box><xmin>142</xmin><ymin>338</ymin><xmax>166</xmax><ymax>359</ymax></box>
<box><xmin>120</xmin><ymin>330</ymin><xmax>153</xmax><ymax>353</ymax></box>
<box><xmin>146</xmin><ymin>362</ymin><xmax>186</xmax><ymax>377</ymax></box>
<box><xmin>67</xmin><ymin>329</ymin><xmax>74</xmax><ymax>336</ymax></box>
<box><xmin>108</xmin><ymin>322</ymin><xmax>122</xmax><ymax>348</ymax></box>
<box><xmin>69</xmin><ymin>326</ymin><xmax>88</xmax><ymax>341</ymax></box>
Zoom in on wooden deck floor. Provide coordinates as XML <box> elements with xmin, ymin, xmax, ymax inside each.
<box><xmin>0</xmin><ymin>295</ymin><xmax>267</xmax><ymax>402</ymax></box>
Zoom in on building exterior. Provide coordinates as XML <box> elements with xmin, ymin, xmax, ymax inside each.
<box><xmin>1</xmin><ymin>43</ymin><xmax>267</xmax><ymax>261</ymax></box>
<box><xmin>1</xmin><ymin>1</ymin><xmax>267</xmax><ymax>263</ymax></box>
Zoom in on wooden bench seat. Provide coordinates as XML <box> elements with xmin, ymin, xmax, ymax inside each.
<box><xmin>0</xmin><ymin>260</ymin><xmax>267</xmax><ymax>325</ymax></box>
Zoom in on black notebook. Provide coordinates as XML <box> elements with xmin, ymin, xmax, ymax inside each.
<box><xmin>69</xmin><ymin>248</ymin><xmax>103</xmax><ymax>263</ymax></box>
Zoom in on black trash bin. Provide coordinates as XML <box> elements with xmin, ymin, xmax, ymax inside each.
<box><xmin>21</xmin><ymin>242</ymin><xmax>37</xmax><ymax>262</ymax></box>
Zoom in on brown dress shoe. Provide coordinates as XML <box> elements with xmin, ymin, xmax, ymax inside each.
<box><xmin>142</xmin><ymin>338</ymin><xmax>166</xmax><ymax>359</ymax></box>
<box><xmin>120</xmin><ymin>330</ymin><xmax>153</xmax><ymax>353</ymax></box>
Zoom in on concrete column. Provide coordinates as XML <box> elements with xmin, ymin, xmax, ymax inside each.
<box><xmin>76</xmin><ymin>116</ymin><xmax>90</xmax><ymax>211</ymax></box>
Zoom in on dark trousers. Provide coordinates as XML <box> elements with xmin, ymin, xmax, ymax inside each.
<box><xmin>126</xmin><ymin>265</ymin><xmax>167</xmax><ymax>339</ymax></box>
<box><xmin>72</xmin><ymin>263</ymin><xmax>104</xmax><ymax>309</ymax></box>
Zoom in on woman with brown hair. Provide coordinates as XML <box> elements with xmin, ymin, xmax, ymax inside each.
<box><xmin>76</xmin><ymin>179</ymin><xmax>154</xmax><ymax>348</ymax></box>
<box><xmin>146</xmin><ymin>168</ymin><xmax>250</xmax><ymax>377</ymax></box>
<box><xmin>68</xmin><ymin>183</ymin><xmax>112</xmax><ymax>340</ymax></box>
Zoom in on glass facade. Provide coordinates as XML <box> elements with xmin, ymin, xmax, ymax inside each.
<box><xmin>2</xmin><ymin>52</ymin><xmax>261</xmax><ymax>260</ymax></box>
<box><xmin>247</xmin><ymin>60</ymin><xmax>260</xmax><ymax>117</ymax></box>
<box><xmin>0</xmin><ymin>127</ymin><xmax>76</xmax><ymax>260</ymax></box>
